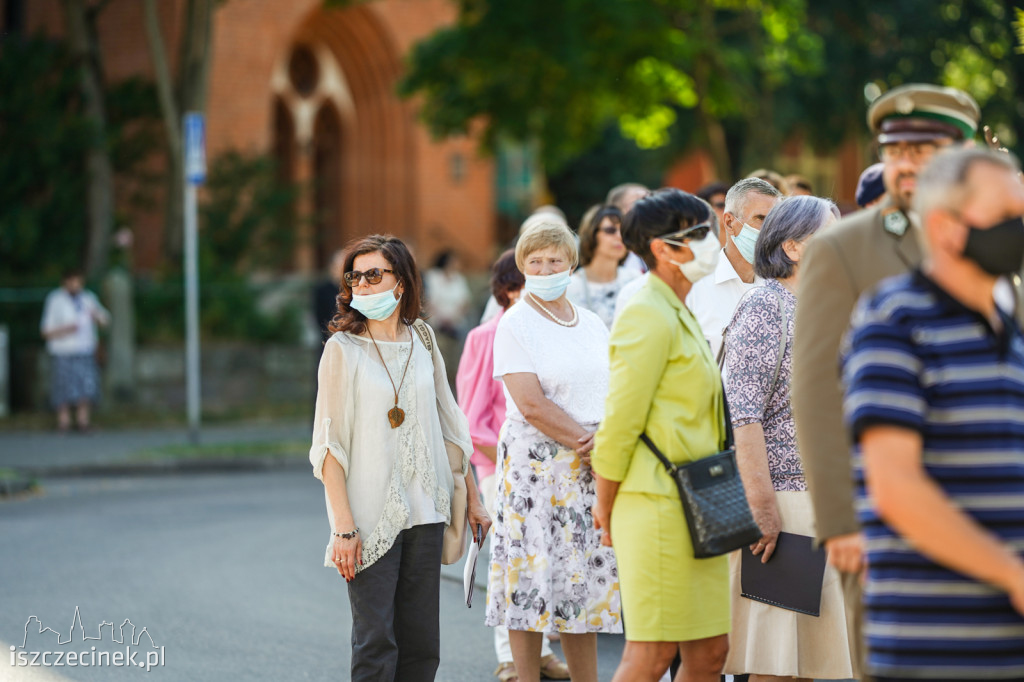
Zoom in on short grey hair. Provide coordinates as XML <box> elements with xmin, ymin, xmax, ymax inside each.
<box><xmin>724</xmin><ymin>177</ymin><xmax>783</xmax><ymax>219</ymax></box>
<box><xmin>755</xmin><ymin>195</ymin><xmax>840</xmax><ymax>279</ymax></box>
<box><xmin>914</xmin><ymin>147</ymin><xmax>1020</xmax><ymax>219</ymax></box>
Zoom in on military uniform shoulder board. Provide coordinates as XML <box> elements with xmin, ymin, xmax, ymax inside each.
<box><xmin>881</xmin><ymin>207</ymin><xmax>909</xmax><ymax>237</ymax></box>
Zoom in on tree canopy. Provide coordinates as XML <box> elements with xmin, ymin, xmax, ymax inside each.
<box><xmin>400</xmin><ymin>0</ymin><xmax>1023</xmax><ymax>180</ymax></box>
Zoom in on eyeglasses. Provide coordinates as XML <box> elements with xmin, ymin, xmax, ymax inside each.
<box><xmin>598</xmin><ymin>225</ymin><xmax>620</xmax><ymax>236</ymax></box>
<box><xmin>879</xmin><ymin>142</ymin><xmax>938</xmax><ymax>163</ymax></box>
<box><xmin>659</xmin><ymin>222</ymin><xmax>713</xmax><ymax>245</ymax></box>
<box><xmin>344</xmin><ymin>268</ymin><xmax>395</xmax><ymax>287</ymax></box>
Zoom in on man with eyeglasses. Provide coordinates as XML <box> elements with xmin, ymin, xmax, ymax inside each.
<box><xmin>686</xmin><ymin>177</ymin><xmax>782</xmax><ymax>359</ymax></box>
<box><xmin>791</xmin><ymin>83</ymin><xmax>981</xmax><ymax>677</ymax></box>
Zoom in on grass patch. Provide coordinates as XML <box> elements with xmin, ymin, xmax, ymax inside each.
<box><xmin>133</xmin><ymin>439</ymin><xmax>308</xmax><ymax>461</ymax></box>
<box><xmin>0</xmin><ymin>468</ymin><xmax>39</xmax><ymax>497</ymax></box>
<box><xmin>0</xmin><ymin>403</ymin><xmax>313</xmax><ymax>432</ymax></box>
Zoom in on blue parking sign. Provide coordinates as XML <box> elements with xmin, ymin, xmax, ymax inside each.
<box><xmin>184</xmin><ymin>112</ymin><xmax>206</xmax><ymax>185</ymax></box>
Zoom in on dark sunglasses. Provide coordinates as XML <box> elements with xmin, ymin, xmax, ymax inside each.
<box><xmin>660</xmin><ymin>222</ymin><xmax>713</xmax><ymax>244</ymax></box>
<box><xmin>344</xmin><ymin>268</ymin><xmax>395</xmax><ymax>287</ymax></box>
<box><xmin>599</xmin><ymin>225</ymin><xmax>621</xmax><ymax>235</ymax></box>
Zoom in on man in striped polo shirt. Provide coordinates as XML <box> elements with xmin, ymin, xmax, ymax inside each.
<box><xmin>843</xmin><ymin>147</ymin><xmax>1024</xmax><ymax>680</ymax></box>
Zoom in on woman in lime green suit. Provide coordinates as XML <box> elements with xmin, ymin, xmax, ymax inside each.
<box><xmin>593</xmin><ymin>188</ymin><xmax>731</xmax><ymax>682</ymax></box>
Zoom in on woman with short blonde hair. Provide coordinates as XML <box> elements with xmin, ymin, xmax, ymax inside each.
<box><xmin>486</xmin><ymin>220</ymin><xmax>622</xmax><ymax>682</ymax></box>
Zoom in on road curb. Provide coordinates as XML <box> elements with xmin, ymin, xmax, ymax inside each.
<box><xmin>11</xmin><ymin>455</ymin><xmax>308</xmax><ymax>479</ymax></box>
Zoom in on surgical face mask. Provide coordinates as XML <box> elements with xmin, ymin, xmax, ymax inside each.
<box><xmin>962</xmin><ymin>215</ymin><xmax>1024</xmax><ymax>276</ymax></box>
<box><xmin>523</xmin><ymin>270</ymin><xmax>572</xmax><ymax>301</ymax></box>
<box><xmin>732</xmin><ymin>222</ymin><xmax>760</xmax><ymax>264</ymax></box>
<box><xmin>665</xmin><ymin>231</ymin><xmax>720</xmax><ymax>283</ymax></box>
<box><xmin>350</xmin><ymin>285</ymin><xmax>402</xmax><ymax>321</ymax></box>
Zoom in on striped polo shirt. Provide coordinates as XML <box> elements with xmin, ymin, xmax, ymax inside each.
<box><xmin>843</xmin><ymin>271</ymin><xmax>1024</xmax><ymax>680</ymax></box>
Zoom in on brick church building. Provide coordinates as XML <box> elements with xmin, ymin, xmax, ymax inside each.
<box><xmin>9</xmin><ymin>0</ymin><xmax>505</xmax><ymax>273</ymax></box>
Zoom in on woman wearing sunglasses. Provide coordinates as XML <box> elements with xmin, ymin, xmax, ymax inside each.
<box><xmin>309</xmin><ymin>234</ymin><xmax>491</xmax><ymax>681</ymax></box>
<box><xmin>593</xmin><ymin>189</ymin><xmax>731</xmax><ymax>681</ymax></box>
<box><xmin>566</xmin><ymin>204</ymin><xmax>640</xmax><ymax>329</ymax></box>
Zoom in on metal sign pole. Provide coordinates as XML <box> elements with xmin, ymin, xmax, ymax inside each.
<box><xmin>183</xmin><ymin>113</ymin><xmax>206</xmax><ymax>445</ymax></box>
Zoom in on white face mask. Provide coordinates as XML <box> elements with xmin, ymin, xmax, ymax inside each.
<box><xmin>665</xmin><ymin>231</ymin><xmax>720</xmax><ymax>283</ymax></box>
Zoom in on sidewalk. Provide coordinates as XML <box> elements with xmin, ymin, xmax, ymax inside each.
<box><xmin>0</xmin><ymin>419</ymin><xmax>310</xmax><ymax>477</ymax></box>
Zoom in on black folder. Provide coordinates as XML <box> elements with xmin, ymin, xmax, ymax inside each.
<box><xmin>740</xmin><ymin>531</ymin><xmax>827</xmax><ymax>617</ymax></box>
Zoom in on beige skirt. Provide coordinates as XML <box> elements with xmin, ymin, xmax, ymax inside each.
<box><xmin>723</xmin><ymin>490</ymin><xmax>858</xmax><ymax>679</ymax></box>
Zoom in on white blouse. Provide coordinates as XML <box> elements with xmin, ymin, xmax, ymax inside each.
<box><xmin>309</xmin><ymin>323</ymin><xmax>472</xmax><ymax>571</ymax></box>
<box><xmin>492</xmin><ymin>301</ymin><xmax>610</xmax><ymax>428</ymax></box>
<box><xmin>40</xmin><ymin>288</ymin><xmax>110</xmax><ymax>356</ymax></box>
<box><xmin>566</xmin><ymin>267</ymin><xmax>640</xmax><ymax>329</ymax></box>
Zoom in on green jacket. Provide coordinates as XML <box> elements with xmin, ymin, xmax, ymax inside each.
<box><xmin>593</xmin><ymin>274</ymin><xmax>725</xmax><ymax>497</ymax></box>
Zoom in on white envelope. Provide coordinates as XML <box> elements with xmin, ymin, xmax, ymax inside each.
<box><xmin>463</xmin><ymin>536</ymin><xmax>481</xmax><ymax>607</ymax></box>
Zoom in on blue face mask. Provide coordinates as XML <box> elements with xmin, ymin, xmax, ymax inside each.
<box><xmin>523</xmin><ymin>270</ymin><xmax>572</xmax><ymax>301</ymax></box>
<box><xmin>732</xmin><ymin>223</ymin><xmax>760</xmax><ymax>264</ymax></box>
<box><xmin>351</xmin><ymin>285</ymin><xmax>402</xmax><ymax>321</ymax></box>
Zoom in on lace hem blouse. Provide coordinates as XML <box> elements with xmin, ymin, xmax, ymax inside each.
<box><xmin>309</xmin><ymin>323</ymin><xmax>472</xmax><ymax>571</ymax></box>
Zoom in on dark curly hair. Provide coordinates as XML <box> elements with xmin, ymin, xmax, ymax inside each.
<box><xmin>328</xmin><ymin>234</ymin><xmax>423</xmax><ymax>336</ymax></box>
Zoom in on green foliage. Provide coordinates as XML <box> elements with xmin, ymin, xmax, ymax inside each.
<box><xmin>788</xmin><ymin>1</ymin><xmax>1022</xmax><ymax>155</ymax></box>
<box><xmin>400</xmin><ymin>0</ymin><xmax>821</xmax><ymax>172</ymax></box>
<box><xmin>402</xmin><ymin>0</ymin><xmax>1023</xmax><ymax>181</ymax></box>
<box><xmin>0</xmin><ymin>36</ymin><xmax>92</xmax><ymax>287</ymax></box>
<box><xmin>135</xmin><ymin>151</ymin><xmax>303</xmax><ymax>344</ymax></box>
<box><xmin>199</xmin><ymin>151</ymin><xmax>298</xmax><ymax>274</ymax></box>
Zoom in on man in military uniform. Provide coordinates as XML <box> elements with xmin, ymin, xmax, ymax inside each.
<box><xmin>791</xmin><ymin>83</ymin><xmax>981</xmax><ymax>673</ymax></box>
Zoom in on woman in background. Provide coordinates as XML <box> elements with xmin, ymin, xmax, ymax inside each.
<box><xmin>567</xmin><ymin>205</ymin><xmax>639</xmax><ymax>328</ymax></box>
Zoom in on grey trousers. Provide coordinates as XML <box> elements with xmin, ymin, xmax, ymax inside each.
<box><xmin>348</xmin><ymin>522</ymin><xmax>444</xmax><ymax>682</ymax></box>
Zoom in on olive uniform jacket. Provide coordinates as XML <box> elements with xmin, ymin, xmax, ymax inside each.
<box><xmin>792</xmin><ymin>197</ymin><xmax>922</xmax><ymax>542</ymax></box>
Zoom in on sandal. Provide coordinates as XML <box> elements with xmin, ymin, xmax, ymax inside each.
<box><xmin>494</xmin><ymin>661</ymin><xmax>519</xmax><ymax>682</ymax></box>
<box><xmin>539</xmin><ymin>653</ymin><xmax>570</xmax><ymax>680</ymax></box>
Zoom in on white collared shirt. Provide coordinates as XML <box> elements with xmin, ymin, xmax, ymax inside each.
<box><xmin>685</xmin><ymin>249</ymin><xmax>762</xmax><ymax>359</ymax></box>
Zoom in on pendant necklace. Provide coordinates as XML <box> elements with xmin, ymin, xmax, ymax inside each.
<box><xmin>367</xmin><ymin>327</ymin><xmax>414</xmax><ymax>428</ymax></box>
<box><xmin>529</xmin><ymin>293</ymin><xmax>578</xmax><ymax>327</ymax></box>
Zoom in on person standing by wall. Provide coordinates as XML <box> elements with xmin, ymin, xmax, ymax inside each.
<box><xmin>40</xmin><ymin>268</ymin><xmax>110</xmax><ymax>433</ymax></box>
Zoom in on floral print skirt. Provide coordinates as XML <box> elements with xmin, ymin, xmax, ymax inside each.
<box><xmin>484</xmin><ymin>419</ymin><xmax>622</xmax><ymax>634</ymax></box>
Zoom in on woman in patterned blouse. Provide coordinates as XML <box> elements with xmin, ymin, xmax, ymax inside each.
<box><xmin>721</xmin><ymin>196</ymin><xmax>857</xmax><ymax>681</ymax></box>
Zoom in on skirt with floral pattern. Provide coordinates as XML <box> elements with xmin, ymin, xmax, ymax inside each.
<box><xmin>484</xmin><ymin>419</ymin><xmax>622</xmax><ymax>634</ymax></box>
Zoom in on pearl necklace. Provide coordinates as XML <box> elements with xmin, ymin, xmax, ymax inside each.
<box><xmin>529</xmin><ymin>293</ymin><xmax>578</xmax><ymax>327</ymax></box>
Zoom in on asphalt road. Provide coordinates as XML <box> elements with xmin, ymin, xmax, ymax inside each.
<box><xmin>0</xmin><ymin>471</ymin><xmax>626</xmax><ymax>681</ymax></box>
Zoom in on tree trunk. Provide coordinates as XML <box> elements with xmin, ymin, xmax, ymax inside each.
<box><xmin>178</xmin><ymin>0</ymin><xmax>214</xmax><ymax>113</ymax></box>
<box><xmin>142</xmin><ymin>0</ymin><xmax>184</xmax><ymax>258</ymax></box>
<box><xmin>692</xmin><ymin>0</ymin><xmax>732</xmax><ymax>180</ymax></box>
<box><xmin>142</xmin><ymin>0</ymin><xmax>216</xmax><ymax>261</ymax></box>
<box><xmin>62</xmin><ymin>0</ymin><xmax>115</xmax><ymax>278</ymax></box>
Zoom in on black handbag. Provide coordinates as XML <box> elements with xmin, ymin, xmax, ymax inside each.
<box><xmin>640</xmin><ymin>393</ymin><xmax>762</xmax><ymax>559</ymax></box>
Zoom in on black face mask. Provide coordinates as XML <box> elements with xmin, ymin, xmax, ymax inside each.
<box><xmin>962</xmin><ymin>215</ymin><xmax>1024</xmax><ymax>276</ymax></box>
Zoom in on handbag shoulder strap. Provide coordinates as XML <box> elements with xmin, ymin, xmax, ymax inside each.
<box><xmin>717</xmin><ymin>285</ymin><xmax>762</xmax><ymax>370</ymax></box>
<box><xmin>716</xmin><ymin>284</ymin><xmax>788</xmax><ymax>420</ymax></box>
<box><xmin>643</xmin><ymin>380</ymin><xmax>735</xmax><ymax>470</ymax></box>
<box><xmin>640</xmin><ymin>433</ymin><xmax>677</xmax><ymax>474</ymax></box>
<box><xmin>411</xmin><ymin>318</ymin><xmax>433</xmax><ymax>354</ymax></box>
<box><xmin>764</xmin><ymin>285</ymin><xmax>788</xmax><ymax>400</ymax></box>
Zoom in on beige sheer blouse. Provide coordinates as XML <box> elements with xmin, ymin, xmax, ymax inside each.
<box><xmin>309</xmin><ymin>323</ymin><xmax>472</xmax><ymax>571</ymax></box>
